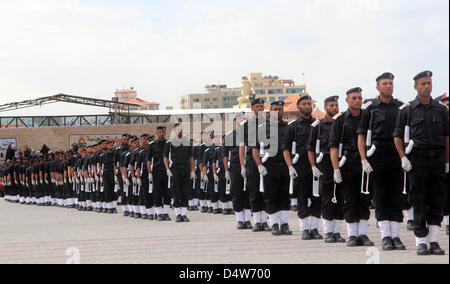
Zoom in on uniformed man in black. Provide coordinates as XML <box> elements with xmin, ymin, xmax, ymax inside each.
<box><xmin>239</xmin><ymin>98</ymin><xmax>271</xmax><ymax>232</ymax></box>
<box><xmin>394</xmin><ymin>71</ymin><xmax>449</xmax><ymax>255</ymax></box>
<box><xmin>223</xmin><ymin>113</ymin><xmax>253</xmax><ymax>230</ymax></box>
<box><xmin>100</xmin><ymin>141</ymin><xmax>118</xmax><ymax>213</ymax></box>
<box><xmin>436</xmin><ymin>94</ymin><xmax>449</xmax><ymax>235</ymax></box>
<box><xmin>356</xmin><ymin>72</ymin><xmax>407</xmax><ymax>251</ymax></box>
<box><xmin>283</xmin><ymin>94</ymin><xmax>322</xmax><ymax>240</ymax></box>
<box><xmin>213</xmin><ymin>135</ymin><xmax>233</xmax><ymax>214</ymax></box>
<box><xmin>164</xmin><ymin>123</ymin><xmax>196</xmax><ymax>222</ymax></box>
<box><xmin>196</xmin><ymin>132</ymin><xmax>209</xmax><ymax>212</ymax></box>
<box><xmin>121</xmin><ymin>136</ymin><xmax>139</xmax><ymax>217</ymax></box>
<box><xmin>136</xmin><ymin>134</ymin><xmax>153</xmax><ymax>219</ymax></box>
<box><xmin>203</xmin><ymin>131</ymin><xmax>220</xmax><ymax>214</ymax></box>
<box><xmin>114</xmin><ymin>134</ymin><xmax>130</xmax><ymax>211</ymax></box>
<box><xmin>253</xmin><ymin>101</ymin><xmax>292</xmax><ymax>236</ymax></box>
<box><xmin>191</xmin><ymin>134</ymin><xmax>203</xmax><ymax>212</ymax></box>
<box><xmin>330</xmin><ymin>87</ymin><xmax>374</xmax><ymax>247</ymax></box>
<box><xmin>129</xmin><ymin>136</ymin><xmax>143</xmax><ymax>218</ymax></box>
<box><xmin>148</xmin><ymin>126</ymin><xmax>172</xmax><ymax>221</ymax></box>
<box><xmin>307</xmin><ymin>95</ymin><xmax>346</xmax><ymax>243</ymax></box>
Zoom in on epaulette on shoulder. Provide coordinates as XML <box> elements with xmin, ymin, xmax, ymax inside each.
<box><xmin>205</xmin><ymin>148</ymin><xmax>210</xmax><ymax>152</ymax></box>
<box><xmin>288</xmin><ymin>120</ymin><xmax>296</xmax><ymax>125</ymax></box>
<box><xmin>115</xmin><ymin>147</ymin><xmax>120</xmax><ymax>150</ymax></box>
<box><xmin>333</xmin><ymin>112</ymin><xmax>343</xmax><ymax>120</ymax></box>
<box><xmin>311</xmin><ymin>119</ymin><xmax>320</xmax><ymax>127</ymax></box>
<box><xmin>139</xmin><ymin>149</ymin><xmax>145</xmax><ymax>154</ymax></box>
<box><xmin>362</xmin><ymin>101</ymin><xmax>373</xmax><ymax>110</ymax></box>
<box><xmin>240</xmin><ymin>120</ymin><xmax>247</xmax><ymax>126</ymax></box>
<box><xmin>166</xmin><ymin>139</ymin><xmax>172</xmax><ymax>144</ymax></box>
<box><xmin>399</xmin><ymin>102</ymin><xmax>410</xmax><ymax>110</ymax></box>
<box><xmin>149</xmin><ymin>141</ymin><xmax>155</xmax><ymax>145</ymax></box>
<box><xmin>439</xmin><ymin>101</ymin><xmax>449</xmax><ymax>110</ymax></box>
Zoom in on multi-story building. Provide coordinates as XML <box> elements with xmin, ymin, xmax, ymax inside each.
<box><xmin>235</xmin><ymin>73</ymin><xmax>308</xmax><ymax>108</ymax></box>
<box><xmin>114</xmin><ymin>88</ymin><xmax>160</xmax><ymax>111</ymax></box>
<box><xmin>179</xmin><ymin>85</ymin><xmax>241</xmax><ymax>109</ymax></box>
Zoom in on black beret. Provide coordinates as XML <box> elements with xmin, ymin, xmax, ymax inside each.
<box><xmin>324</xmin><ymin>96</ymin><xmax>339</xmax><ymax>104</ymax></box>
<box><xmin>414</xmin><ymin>70</ymin><xmax>433</xmax><ymax>81</ymax></box>
<box><xmin>270</xmin><ymin>101</ymin><xmax>285</xmax><ymax>106</ymax></box>
<box><xmin>157</xmin><ymin>126</ymin><xmax>167</xmax><ymax>130</ymax></box>
<box><xmin>297</xmin><ymin>95</ymin><xmax>312</xmax><ymax>104</ymax></box>
<box><xmin>346</xmin><ymin>87</ymin><xmax>362</xmax><ymax>95</ymax></box>
<box><xmin>251</xmin><ymin>98</ymin><xmax>265</xmax><ymax>106</ymax></box>
<box><xmin>174</xmin><ymin>123</ymin><xmax>182</xmax><ymax>128</ymax></box>
<box><xmin>148</xmin><ymin>135</ymin><xmax>155</xmax><ymax>139</ymax></box>
<box><xmin>122</xmin><ymin>134</ymin><xmax>130</xmax><ymax>138</ymax></box>
<box><xmin>141</xmin><ymin>134</ymin><xmax>150</xmax><ymax>138</ymax></box>
<box><xmin>107</xmin><ymin>140</ymin><xmax>114</xmax><ymax>145</ymax></box>
<box><xmin>376</xmin><ymin>72</ymin><xmax>395</xmax><ymax>82</ymax></box>
<box><xmin>436</xmin><ymin>93</ymin><xmax>449</xmax><ymax>102</ymax></box>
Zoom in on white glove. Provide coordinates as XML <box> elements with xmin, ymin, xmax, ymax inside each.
<box><xmin>51</xmin><ymin>178</ymin><xmax>55</xmax><ymax>184</ymax></box>
<box><xmin>225</xmin><ymin>171</ymin><xmax>231</xmax><ymax>181</ymax></box>
<box><xmin>75</xmin><ymin>178</ymin><xmax>80</xmax><ymax>184</ymax></box>
<box><xmin>64</xmin><ymin>178</ymin><xmax>67</xmax><ymax>184</ymax></box>
<box><xmin>258</xmin><ymin>165</ymin><xmax>268</xmax><ymax>176</ymax></box>
<box><xmin>401</xmin><ymin>157</ymin><xmax>412</xmax><ymax>172</ymax></box>
<box><xmin>40</xmin><ymin>179</ymin><xmax>43</xmax><ymax>184</ymax></box>
<box><xmin>241</xmin><ymin>166</ymin><xmax>246</xmax><ymax>179</ymax></box>
<box><xmin>167</xmin><ymin>169</ymin><xmax>173</xmax><ymax>178</ymax></box>
<box><xmin>361</xmin><ymin>160</ymin><xmax>373</xmax><ymax>174</ymax></box>
<box><xmin>114</xmin><ymin>176</ymin><xmax>119</xmax><ymax>184</ymax></box>
<box><xmin>45</xmin><ymin>180</ymin><xmax>49</xmax><ymax>184</ymax></box>
<box><xmin>95</xmin><ymin>175</ymin><xmax>99</xmax><ymax>182</ymax></box>
<box><xmin>31</xmin><ymin>180</ymin><xmax>35</xmax><ymax>186</ymax></box>
<box><xmin>148</xmin><ymin>173</ymin><xmax>153</xmax><ymax>183</ymax></box>
<box><xmin>136</xmin><ymin>178</ymin><xmax>142</xmax><ymax>187</ymax></box>
<box><xmin>190</xmin><ymin>172</ymin><xmax>196</xmax><ymax>180</ymax></box>
<box><xmin>202</xmin><ymin>172</ymin><xmax>209</xmax><ymax>183</ymax></box>
<box><xmin>446</xmin><ymin>163</ymin><xmax>449</xmax><ymax>174</ymax></box>
<box><xmin>123</xmin><ymin>177</ymin><xmax>130</xmax><ymax>187</ymax></box>
<box><xmin>312</xmin><ymin>166</ymin><xmax>323</xmax><ymax>179</ymax></box>
<box><xmin>214</xmin><ymin>174</ymin><xmax>220</xmax><ymax>182</ymax></box>
<box><xmin>69</xmin><ymin>178</ymin><xmax>72</xmax><ymax>184</ymax></box>
<box><xmin>100</xmin><ymin>177</ymin><xmax>103</xmax><ymax>184</ymax></box>
<box><xmin>334</xmin><ymin>169</ymin><xmax>343</xmax><ymax>184</ymax></box>
<box><xmin>132</xmin><ymin>177</ymin><xmax>137</xmax><ymax>185</ymax></box>
<box><xmin>289</xmin><ymin>166</ymin><xmax>298</xmax><ymax>179</ymax></box>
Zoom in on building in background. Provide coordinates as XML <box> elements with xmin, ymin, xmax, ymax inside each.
<box><xmin>179</xmin><ymin>85</ymin><xmax>241</xmax><ymax>109</ymax></box>
<box><xmin>235</xmin><ymin>73</ymin><xmax>308</xmax><ymax>108</ymax></box>
<box><xmin>114</xmin><ymin>87</ymin><xmax>160</xmax><ymax>111</ymax></box>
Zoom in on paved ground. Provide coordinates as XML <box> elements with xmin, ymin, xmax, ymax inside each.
<box><xmin>0</xmin><ymin>199</ymin><xmax>448</xmax><ymax>264</ymax></box>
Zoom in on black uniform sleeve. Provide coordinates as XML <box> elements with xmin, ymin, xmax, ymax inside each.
<box><xmin>306</xmin><ymin>125</ymin><xmax>318</xmax><ymax>152</ymax></box>
<box><xmin>163</xmin><ymin>141</ymin><xmax>170</xmax><ymax>158</ymax></box>
<box><xmin>281</xmin><ymin>122</ymin><xmax>294</xmax><ymax>151</ymax></box>
<box><xmin>393</xmin><ymin>107</ymin><xmax>407</xmax><ymax>139</ymax></box>
<box><xmin>357</xmin><ymin>107</ymin><xmax>371</xmax><ymax>135</ymax></box>
<box><xmin>329</xmin><ymin>118</ymin><xmax>343</xmax><ymax>149</ymax></box>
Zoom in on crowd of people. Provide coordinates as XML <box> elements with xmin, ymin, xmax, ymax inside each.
<box><xmin>0</xmin><ymin>70</ymin><xmax>448</xmax><ymax>257</ymax></box>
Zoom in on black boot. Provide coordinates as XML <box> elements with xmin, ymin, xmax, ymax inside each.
<box><xmin>134</xmin><ymin>213</ymin><xmax>142</xmax><ymax>219</ymax></box>
<box><xmin>252</xmin><ymin>223</ymin><xmax>264</xmax><ymax>232</ymax></box>
<box><xmin>280</xmin><ymin>224</ymin><xmax>292</xmax><ymax>235</ymax></box>
<box><xmin>111</xmin><ymin>208</ymin><xmax>118</xmax><ymax>214</ymax></box>
<box><xmin>358</xmin><ymin>235</ymin><xmax>375</xmax><ymax>247</ymax></box>
<box><xmin>271</xmin><ymin>224</ymin><xmax>281</xmax><ymax>236</ymax></box>
<box><xmin>262</xmin><ymin>222</ymin><xmax>271</xmax><ymax>232</ymax></box>
<box><xmin>213</xmin><ymin>209</ymin><xmax>220</xmax><ymax>214</ymax></box>
<box><xmin>325</xmin><ymin>233</ymin><xmax>336</xmax><ymax>243</ymax></box>
<box><xmin>292</xmin><ymin>205</ymin><xmax>298</xmax><ymax>212</ymax></box>
<box><xmin>123</xmin><ymin>211</ymin><xmax>130</xmax><ymax>217</ymax></box>
<box><xmin>347</xmin><ymin>236</ymin><xmax>359</xmax><ymax>247</ymax></box>
<box><xmin>141</xmin><ymin>214</ymin><xmax>149</xmax><ymax>220</ymax></box>
<box><xmin>392</xmin><ymin>237</ymin><xmax>406</xmax><ymax>250</ymax></box>
<box><xmin>207</xmin><ymin>207</ymin><xmax>213</xmax><ymax>213</ymax></box>
<box><xmin>182</xmin><ymin>215</ymin><xmax>190</xmax><ymax>222</ymax></box>
<box><xmin>301</xmin><ymin>230</ymin><xmax>311</xmax><ymax>240</ymax></box>
<box><xmin>164</xmin><ymin>214</ymin><xmax>172</xmax><ymax>221</ymax></box>
<box><xmin>148</xmin><ymin>214</ymin><xmax>154</xmax><ymax>220</ymax></box>
<box><xmin>129</xmin><ymin>212</ymin><xmax>135</xmax><ymax>218</ymax></box>
<box><xmin>382</xmin><ymin>237</ymin><xmax>394</xmax><ymax>251</ymax></box>
<box><xmin>201</xmin><ymin>206</ymin><xmax>208</xmax><ymax>213</ymax></box>
<box><xmin>237</xmin><ymin>221</ymin><xmax>245</xmax><ymax>230</ymax></box>
<box><xmin>244</xmin><ymin>221</ymin><xmax>253</xmax><ymax>230</ymax></box>
<box><xmin>429</xmin><ymin>242</ymin><xmax>445</xmax><ymax>255</ymax></box>
<box><xmin>157</xmin><ymin>214</ymin><xmax>164</xmax><ymax>221</ymax></box>
<box><xmin>333</xmin><ymin>233</ymin><xmax>346</xmax><ymax>243</ymax></box>
<box><xmin>417</xmin><ymin>244</ymin><xmax>429</xmax><ymax>256</ymax></box>
<box><xmin>175</xmin><ymin>215</ymin><xmax>183</xmax><ymax>222</ymax></box>
<box><xmin>407</xmin><ymin>220</ymin><xmax>415</xmax><ymax>231</ymax></box>
<box><xmin>446</xmin><ymin>225</ymin><xmax>449</xmax><ymax>236</ymax></box>
<box><xmin>310</xmin><ymin>229</ymin><xmax>323</xmax><ymax>240</ymax></box>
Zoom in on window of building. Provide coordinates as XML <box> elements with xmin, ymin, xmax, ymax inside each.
<box><xmin>286</xmin><ymin>88</ymin><xmax>304</xmax><ymax>94</ymax></box>
<box><xmin>204</xmin><ymin>98</ymin><xmax>210</xmax><ymax>102</ymax></box>
<box><xmin>213</xmin><ymin>98</ymin><xmax>218</xmax><ymax>101</ymax></box>
<box><xmin>269</xmin><ymin>97</ymin><xmax>276</xmax><ymax>103</ymax></box>
<box><xmin>255</xmin><ymin>89</ymin><xmax>266</xmax><ymax>95</ymax></box>
<box><xmin>279</xmin><ymin>96</ymin><xmax>287</xmax><ymax>101</ymax></box>
<box><xmin>268</xmin><ymin>89</ymin><xmax>283</xmax><ymax>94</ymax></box>
<box><xmin>193</xmin><ymin>99</ymin><xmax>200</xmax><ymax>102</ymax></box>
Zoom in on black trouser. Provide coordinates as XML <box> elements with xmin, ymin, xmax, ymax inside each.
<box><xmin>194</xmin><ymin>167</ymin><xmax>206</xmax><ymax>200</ymax></box>
<box><xmin>218</xmin><ymin>170</ymin><xmax>231</xmax><ymax>203</ymax></box>
<box><xmin>246</xmin><ymin>160</ymin><xmax>265</xmax><ymax>213</ymax></box>
<box><xmin>370</xmin><ymin>149</ymin><xmax>404</xmax><ymax>222</ymax></box>
<box><xmin>153</xmin><ymin>168</ymin><xmax>170</xmax><ymax>207</ymax></box>
<box><xmin>230</xmin><ymin>162</ymin><xmax>250</xmax><ymax>212</ymax></box>
<box><xmin>443</xmin><ymin>173</ymin><xmax>449</xmax><ymax>216</ymax></box>
<box><xmin>171</xmin><ymin>165</ymin><xmax>191</xmax><ymax>208</ymax></box>
<box><xmin>402</xmin><ymin>174</ymin><xmax>412</xmax><ymax>210</ymax></box>
<box><xmin>103</xmin><ymin>171</ymin><xmax>115</xmax><ymax>203</ymax></box>
<box><xmin>408</xmin><ymin>150</ymin><xmax>446</xmax><ymax>238</ymax></box>
<box><xmin>294</xmin><ymin>158</ymin><xmax>321</xmax><ymax>219</ymax></box>
<box><xmin>318</xmin><ymin>156</ymin><xmax>344</xmax><ymax>221</ymax></box>
<box><xmin>341</xmin><ymin>157</ymin><xmax>371</xmax><ymax>223</ymax></box>
<box><xmin>263</xmin><ymin>161</ymin><xmax>290</xmax><ymax>215</ymax></box>
<box><xmin>140</xmin><ymin>174</ymin><xmax>151</xmax><ymax>209</ymax></box>
<box><xmin>207</xmin><ymin>170</ymin><xmax>219</xmax><ymax>203</ymax></box>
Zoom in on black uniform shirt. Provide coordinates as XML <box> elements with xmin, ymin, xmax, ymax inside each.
<box><xmin>223</xmin><ymin>130</ymin><xmax>240</xmax><ymax>164</ymax></box>
<box><xmin>237</xmin><ymin>116</ymin><xmax>260</xmax><ymax>163</ymax></box>
<box><xmin>357</xmin><ymin>97</ymin><xmax>403</xmax><ymax>145</ymax></box>
<box><xmin>282</xmin><ymin>115</ymin><xmax>315</xmax><ymax>161</ymax></box>
<box><xmin>101</xmin><ymin>152</ymin><xmax>115</xmax><ymax>172</ymax></box>
<box><xmin>256</xmin><ymin>119</ymin><xmax>289</xmax><ymax>164</ymax></box>
<box><xmin>393</xmin><ymin>96</ymin><xmax>449</xmax><ymax>149</ymax></box>
<box><xmin>164</xmin><ymin>137</ymin><xmax>193</xmax><ymax>167</ymax></box>
<box><xmin>307</xmin><ymin>118</ymin><xmax>333</xmax><ymax>155</ymax></box>
<box><xmin>329</xmin><ymin>110</ymin><xmax>364</xmax><ymax>153</ymax></box>
<box><xmin>148</xmin><ymin>139</ymin><xmax>167</xmax><ymax>171</ymax></box>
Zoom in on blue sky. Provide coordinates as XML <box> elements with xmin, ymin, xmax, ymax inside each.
<box><xmin>0</xmin><ymin>0</ymin><xmax>448</xmax><ymax>116</ymax></box>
